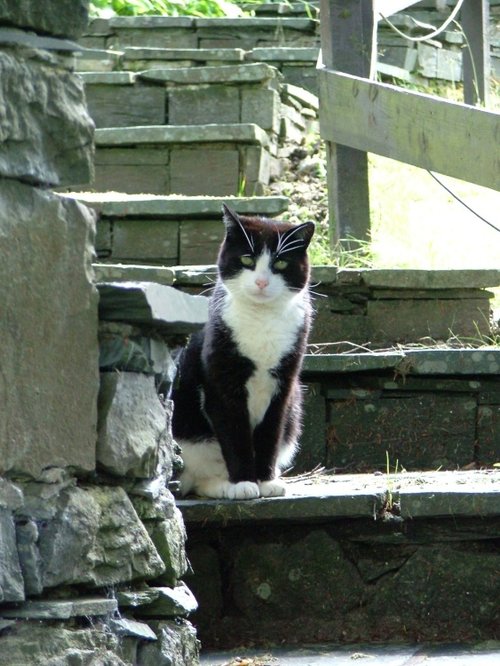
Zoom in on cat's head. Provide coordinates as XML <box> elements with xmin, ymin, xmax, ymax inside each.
<box><xmin>217</xmin><ymin>204</ymin><xmax>315</xmax><ymax>305</ymax></box>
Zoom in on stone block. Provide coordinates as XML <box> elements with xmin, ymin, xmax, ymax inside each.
<box><xmin>111</xmin><ymin>28</ymin><xmax>197</xmax><ymax>50</ymax></box>
<box><xmin>0</xmin><ymin>509</ymin><xmax>24</xmax><ymax>602</ymax></box>
<box><xmin>16</xmin><ymin>519</ymin><xmax>43</xmax><ymax>596</ymax></box>
<box><xmin>369</xmin><ymin>544</ymin><xmax>499</xmax><ymax>635</ymax></box>
<box><xmin>0</xmin><ymin>50</ymin><xmax>93</xmax><ymax>187</ymax></box>
<box><xmin>112</xmin><ymin>219</ymin><xmax>179</xmax><ymax>263</ymax></box>
<box><xmin>179</xmin><ymin>219</ymin><xmax>224</xmax><ymax>265</ymax></box>
<box><xmin>37</xmin><ymin>485</ymin><xmax>165</xmax><ymax>588</ymax></box>
<box><xmin>0</xmin><ymin>181</ymin><xmax>99</xmax><ymax>478</ymax></box>
<box><xmin>0</xmin><ymin>0</ymin><xmax>89</xmax><ymax>38</ymax></box>
<box><xmin>168</xmin><ymin>84</ymin><xmax>240</xmax><ymax>126</ymax></box>
<box><xmin>0</xmin><ymin>623</ymin><xmax>125</xmax><ymax>666</ymax></box>
<box><xmin>231</xmin><ymin>530</ymin><xmax>364</xmax><ymax>620</ymax></box>
<box><xmin>367</xmin><ymin>298</ymin><xmax>491</xmax><ymax>344</ymax></box>
<box><xmin>93</xmin><ymin>147</ymin><xmax>169</xmax><ymax>195</ymax></box>
<box><xmin>97</xmin><ymin>282</ymin><xmax>208</xmax><ymax>333</ymax></box>
<box><xmin>137</xmin><ymin>619</ymin><xmax>200</xmax><ymax>666</ymax></box>
<box><xmin>136</xmin><ymin>583</ymin><xmax>197</xmax><ymax>618</ymax></box>
<box><xmin>477</xmin><ymin>405</ymin><xmax>500</xmax><ymax>464</ymax></box>
<box><xmin>144</xmin><ymin>507</ymin><xmax>189</xmax><ymax>587</ymax></box>
<box><xmin>242</xmin><ymin>87</ymin><xmax>281</xmax><ymax>133</ymax></box>
<box><xmin>326</xmin><ymin>394</ymin><xmax>477</xmax><ymax>471</ymax></box>
<box><xmin>73</xmin><ymin>192</ymin><xmax>288</xmax><ymax>218</ymax></box>
<box><xmin>97</xmin><ymin>372</ymin><xmax>168</xmax><ymax>479</ymax></box>
<box><xmin>170</xmin><ymin>147</ymin><xmax>240</xmax><ymax>196</ymax></box>
<box><xmin>94</xmin><ymin>264</ymin><xmax>175</xmax><ymax>286</ymax></box>
<box><xmin>85</xmin><ymin>82</ymin><xmax>166</xmax><ymax>128</ymax></box>
<box><xmin>0</xmin><ymin>597</ymin><xmax>118</xmax><ymax>620</ymax></box>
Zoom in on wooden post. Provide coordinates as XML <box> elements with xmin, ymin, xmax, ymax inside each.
<box><xmin>319</xmin><ymin>0</ymin><xmax>375</xmax><ymax>248</ymax></box>
<box><xmin>462</xmin><ymin>0</ymin><xmax>490</xmax><ymax>107</ymax></box>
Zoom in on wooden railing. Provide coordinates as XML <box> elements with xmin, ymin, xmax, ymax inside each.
<box><xmin>319</xmin><ymin>0</ymin><xmax>499</xmax><ymax>245</ymax></box>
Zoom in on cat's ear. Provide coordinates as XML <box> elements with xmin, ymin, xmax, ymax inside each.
<box><xmin>283</xmin><ymin>221</ymin><xmax>315</xmax><ymax>250</ymax></box>
<box><xmin>221</xmin><ymin>204</ymin><xmax>241</xmax><ymax>231</ymax></box>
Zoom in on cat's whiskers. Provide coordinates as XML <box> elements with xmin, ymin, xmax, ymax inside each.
<box><xmin>277</xmin><ymin>239</ymin><xmax>306</xmax><ymax>255</ymax></box>
<box><xmin>237</xmin><ymin>217</ymin><xmax>255</xmax><ymax>253</ymax></box>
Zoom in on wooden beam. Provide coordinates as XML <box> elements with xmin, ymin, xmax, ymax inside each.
<box><xmin>462</xmin><ymin>0</ymin><xmax>490</xmax><ymax>107</ymax></box>
<box><xmin>319</xmin><ymin>0</ymin><xmax>376</xmax><ymax>246</ymax></box>
<box><xmin>318</xmin><ymin>69</ymin><xmax>500</xmax><ymax>191</ymax></box>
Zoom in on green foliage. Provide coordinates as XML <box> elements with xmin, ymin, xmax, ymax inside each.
<box><xmin>89</xmin><ymin>0</ymin><xmax>246</xmax><ymax>18</ymax></box>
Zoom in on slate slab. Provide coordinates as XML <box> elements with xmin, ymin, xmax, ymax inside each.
<box><xmin>97</xmin><ymin>372</ymin><xmax>168</xmax><ymax>478</ymax></box>
<box><xmin>0</xmin><ymin>182</ymin><xmax>99</xmax><ymax>478</ymax></box>
<box><xmin>37</xmin><ymin>485</ymin><xmax>165</xmax><ymax>588</ymax></box>
<box><xmin>97</xmin><ymin>281</ymin><xmax>208</xmax><ymax>333</ymax></box>
<box><xmin>177</xmin><ymin>471</ymin><xmax>500</xmax><ymax>525</ymax></box>
<box><xmin>302</xmin><ymin>349</ymin><xmax>500</xmax><ymax>376</ymax></box>
<box><xmin>136</xmin><ymin>583</ymin><xmax>198</xmax><ymax>617</ymax></box>
<box><xmin>0</xmin><ymin>597</ymin><xmax>117</xmax><ymax>620</ymax></box>
<box><xmin>72</xmin><ymin>193</ymin><xmax>289</xmax><ymax>218</ymax></box>
<box><xmin>0</xmin><ymin>509</ymin><xmax>24</xmax><ymax>602</ymax></box>
<box><xmin>139</xmin><ymin>62</ymin><xmax>278</xmax><ymax>84</ymax></box>
<box><xmin>95</xmin><ymin>123</ymin><xmax>270</xmax><ymax>148</ymax></box>
<box><xmin>138</xmin><ymin>619</ymin><xmax>200</xmax><ymax>666</ymax></box>
<box><xmin>0</xmin><ymin>0</ymin><xmax>89</xmax><ymax>38</ymax></box>
<box><xmin>0</xmin><ymin>50</ymin><xmax>93</xmax><ymax>187</ymax></box>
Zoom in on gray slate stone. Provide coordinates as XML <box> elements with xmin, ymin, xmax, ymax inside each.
<box><xmin>0</xmin><ymin>597</ymin><xmax>117</xmax><ymax>620</ymax></box>
<box><xmin>0</xmin><ymin>479</ymin><xmax>23</xmax><ymax>510</ymax></box>
<box><xmin>144</xmin><ymin>506</ymin><xmax>188</xmax><ymax>587</ymax></box>
<box><xmin>0</xmin><ymin>509</ymin><xmax>24</xmax><ymax>602</ymax></box>
<box><xmin>38</xmin><ymin>485</ymin><xmax>165</xmax><ymax>588</ymax></box>
<box><xmin>94</xmin><ymin>123</ymin><xmax>270</xmax><ymax>148</ymax></box>
<box><xmin>0</xmin><ymin>50</ymin><xmax>93</xmax><ymax>187</ymax></box>
<box><xmin>137</xmin><ymin>620</ymin><xmax>200</xmax><ymax>666</ymax></box>
<box><xmin>97</xmin><ymin>282</ymin><xmax>208</xmax><ymax>334</ymax></box>
<box><xmin>0</xmin><ymin>623</ymin><xmax>126</xmax><ymax>666</ymax></box>
<box><xmin>136</xmin><ymin>583</ymin><xmax>198</xmax><ymax>617</ymax></box>
<box><xmin>108</xmin><ymin>617</ymin><xmax>157</xmax><ymax>641</ymax></box>
<box><xmin>16</xmin><ymin>519</ymin><xmax>43</xmax><ymax>596</ymax></box>
<box><xmin>94</xmin><ymin>263</ymin><xmax>175</xmax><ymax>286</ymax></box>
<box><xmin>116</xmin><ymin>587</ymin><xmax>160</xmax><ymax>608</ymax></box>
<box><xmin>0</xmin><ymin>1</ymin><xmax>89</xmax><ymax>39</ymax></box>
<box><xmin>0</xmin><ymin>182</ymin><xmax>99</xmax><ymax>478</ymax></box>
<box><xmin>139</xmin><ymin>62</ymin><xmax>278</xmax><ymax>84</ymax></box>
<box><xmin>97</xmin><ymin>372</ymin><xmax>168</xmax><ymax>478</ymax></box>
<box><xmin>73</xmin><ymin>192</ymin><xmax>289</xmax><ymax>217</ymax></box>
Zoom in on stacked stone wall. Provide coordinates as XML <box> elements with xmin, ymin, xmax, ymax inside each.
<box><xmin>0</xmin><ymin>2</ymin><xmax>199</xmax><ymax>663</ymax></box>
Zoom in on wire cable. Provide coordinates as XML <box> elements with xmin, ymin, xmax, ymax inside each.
<box><xmin>427</xmin><ymin>170</ymin><xmax>500</xmax><ymax>234</ymax></box>
<box><xmin>379</xmin><ymin>0</ymin><xmax>466</xmax><ymax>43</ymax></box>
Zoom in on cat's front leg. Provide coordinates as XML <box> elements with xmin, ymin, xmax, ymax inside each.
<box><xmin>203</xmin><ymin>391</ymin><xmax>260</xmax><ymax>500</ymax></box>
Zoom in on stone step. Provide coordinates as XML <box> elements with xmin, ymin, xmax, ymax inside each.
<box><xmin>80</xmin><ymin>63</ymin><xmax>318</xmax><ymax>143</ymax></box>
<box><xmin>71</xmin><ymin>193</ymin><xmax>288</xmax><ymax>265</ymax></box>
<box><xmin>299</xmin><ymin>347</ymin><xmax>500</xmax><ymax>475</ymax></box>
<box><xmin>81</xmin><ymin>15</ymin><xmax>319</xmax><ymax>52</ymax></box>
<box><xmin>176</xmin><ymin>469</ymin><xmax>500</xmax><ymax>648</ymax></box>
<box><xmin>161</xmin><ymin>264</ymin><xmax>500</xmax><ymax>347</ymax></box>
<box><xmin>84</xmin><ymin>122</ymin><xmax>275</xmax><ymax>197</ymax></box>
<box><xmin>75</xmin><ymin>45</ymin><xmax>321</xmax><ymax>94</ymax></box>
<box><xmin>201</xmin><ymin>644</ymin><xmax>500</xmax><ymax>666</ymax></box>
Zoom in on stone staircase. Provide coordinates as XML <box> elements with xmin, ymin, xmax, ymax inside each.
<box><xmin>74</xmin><ymin>11</ymin><xmax>500</xmax><ymax>658</ymax></box>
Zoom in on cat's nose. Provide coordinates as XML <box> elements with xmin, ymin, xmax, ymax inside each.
<box><xmin>255</xmin><ymin>277</ymin><xmax>269</xmax><ymax>290</ymax></box>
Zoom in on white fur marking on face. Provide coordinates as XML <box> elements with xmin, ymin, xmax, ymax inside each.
<box><xmin>222</xmin><ymin>250</ymin><xmax>308</xmax><ymax>430</ymax></box>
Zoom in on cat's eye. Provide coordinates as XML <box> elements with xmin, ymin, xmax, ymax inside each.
<box><xmin>240</xmin><ymin>255</ymin><xmax>255</xmax><ymax>268</ymax></box>
<box><xmin>274</xmin><ymin>259</ymin><xmax>288</xmax><ymax>271</ymax></box>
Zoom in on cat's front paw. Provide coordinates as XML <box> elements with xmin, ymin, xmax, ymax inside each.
<box><xmin>227</xmin><ymin>481</ymin><xmax>260</xmax><ymax>500</ymax></box>
<box><xmin>258</xmin><ymin>479</ymin><xmax>286</xmax><ymax>497</ymax></box>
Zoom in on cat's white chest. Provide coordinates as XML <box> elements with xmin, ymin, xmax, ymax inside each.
<box><xmin>223</xmin><ymin>293</ymin><xmax>306</xmax><ymax>428</ymax></box>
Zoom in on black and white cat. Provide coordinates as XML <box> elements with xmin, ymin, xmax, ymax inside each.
<box><xmin>172</xmin><ymin>204</ymin><xmax>314</xmax><ymax>500</ymax></box>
